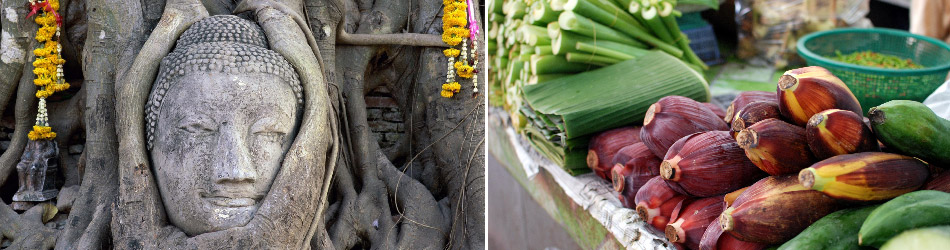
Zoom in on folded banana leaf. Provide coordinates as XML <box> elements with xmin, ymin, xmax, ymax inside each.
<box><xmin>521</xmin><ymin>51</ymin><xmax>709</xmax><ymax>173</ymax></box>
<box><xmin>523</xmin><ymin>123</ymin><xmax>591</xmax><ymax>175</ymax></box>
<box><xmin>523</xmin><ymin>51</ymin><xmax>709</xmax><ymax>142</ymax></box>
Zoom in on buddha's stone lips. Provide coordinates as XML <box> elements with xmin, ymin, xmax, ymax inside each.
<box><xmin>204</xmin><ymin>197</ymin><xmax>257</xmax><ymax>207</ymax></box>
<box><xmin>200</xmin><ymin>189</ymin><xmax>263</xmax><ymax>207</ymax></box>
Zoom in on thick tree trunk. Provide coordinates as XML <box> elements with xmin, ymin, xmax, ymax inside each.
<box><xmin>0</xmin><ymin>0</ymin><xmax>29</xmax><ymax>127</ymax></box>
<box><xmin>0</xmin><ymin>0</ymin><xmax>36</xmax><ymax>188</ymax></box>
<box><xmin>55</xmin><ymin>0</ymin><xmax>143</xmax><ymax>248</ymax></box>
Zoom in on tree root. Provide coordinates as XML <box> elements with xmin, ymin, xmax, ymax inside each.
<box><xmin>0</xmin><ymin>0</ymin><xmax>30</xmax><ymax>129</ymax></box>
<box><xmin>0</xmin><ymin>46</ymin><xmax>38</xmax><ymax>187</ymax></box>
<box><xmin>0</xmin><ymin>202</ymin><xmax>58</xmax><ymax>250</ymax></box>
<box><xmin>74</xmin><ymin>202</ymin><xmax>111</xmax><ymax>249</ymax></box>
<box><xmin>331</xmin><ymin>0</ymin><xmax>446</xmax><ymax>47</ymax></box>
<box><xmin>325</xmin><ymin>146</ymin><xmax>449</xmax><ymax>249</ymax></box>
<box><xmin>47</xmin><ymin>89</ymin><xmax>85</xmax><ymax>187</ymax></box>
<box><xmin>379</xmin><ymin>150</ymin><xmax>448</xmax><ymax>249</ymax></box>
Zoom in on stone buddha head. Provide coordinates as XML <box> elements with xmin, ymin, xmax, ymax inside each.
<box><xmin>145</xmin><ymin>15</ymin><xmax>303</xmax><ymax>236</ymax></box>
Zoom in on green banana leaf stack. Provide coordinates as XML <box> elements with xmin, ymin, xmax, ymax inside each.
<box><xmin>521</xmin><ymin>51</ymin><xmax>710</xmax><ymax>174</ymax></box>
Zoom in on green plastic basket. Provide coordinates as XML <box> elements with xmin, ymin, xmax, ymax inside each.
<box><xmin>798</xmin><ymin>28</ymin><xmax>950</xmax><ymax>114</ymax></box>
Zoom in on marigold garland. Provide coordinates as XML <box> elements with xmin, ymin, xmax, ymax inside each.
<box><xmin>455</xmin><ymin>39</ymin><xmax>475</xmax><ymax>79</ymax></box>
<box><xmin>440</xmin><ymin>0</ymin><xmax>467</xmax><ymax>98</ymax></box>
<box><xmin>440</xmin><ymin>0</ymin><xmax>478</xmax><ymax>98</ymax></box>
<box><xmin>441</xmin><ymin>81</ymin><xmax>461</xmax><ymax>98</ymax></box>
<box><xmin>441</xmin><ymin>1</ymin><xmax>468</xmax><ymax>46</ymax></box>
<box><xmin>443</xmin><ymin>48</ymin><xmax>460</xmax><ymax>57</ymax></box>
<box><xmin>27</xmin><ymin>0</ymin><xmax>66</xmax><ymax>141</ymax></box>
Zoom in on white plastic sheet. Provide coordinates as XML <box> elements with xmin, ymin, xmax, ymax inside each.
<box><xmin>924</xmin><ymin>79</ymin><xmax>950</xmax><ymax>120</ymax></box>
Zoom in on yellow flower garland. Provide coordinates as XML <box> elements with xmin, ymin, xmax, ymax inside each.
<box><xmin>441</xmin><ymin>81</ymin><xmax>461</xmax><ymax>98</ymax></box>
<box><xmin>443</xmin><ymin>48</ymin><xmax>460</xmax><ymax>57</ymax></box>
<box><xmin>457</xmin><ymin>64</ymin><xmax>474</xmax><ymax>78</ymax></box>
<box><xmin>440</xmin><ymin>0</ymin><xmax>468</xmax><ymax>98</ymax></box>
<box><xmin>440</xmin><ymin>0</ymin><xmax>478</xmax><ymax>98</ymax></box>
<box><xmin>455</xmin><ymin>39</ymin><xmax>473</xmax><ymax>79</ymax></box>
<box><xmin>28</xmin><ymin>125</ymin><xmax>56</xmax><ymax>141</ymax></box>
<box><xmin>441</xmin><ymin>1</ymin><xmax>468</xmax><ymax>46</ymax></box>
<box><xmin>27</xmin><ymin>0</ymin><xmax>66</xmax><ymax>141</ymax></box>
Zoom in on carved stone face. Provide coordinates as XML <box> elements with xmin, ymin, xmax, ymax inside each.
<box><xmin>150</xmin><ymin>71</ymin><xmax>298</xmax><ymax>236</ymax></box>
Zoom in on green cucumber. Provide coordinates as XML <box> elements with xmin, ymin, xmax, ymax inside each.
<box><xmin>859</xmin><ymin>190</ymin><xmax>950</xmax><ymax>248</ymax></box>
<box><xmin>779</xmin><ymin>205</ymin><xmax>879</xmax><ymax>250</ymax></box>
<box><xmin>869</xmin><ymin>100</ymin><xmax>950</xmax><ymax>166</ymax></box>
<box><xmin>880</xmin><ymin>225</ymin><xmax>950</xmax><ymax>250</ymax></box>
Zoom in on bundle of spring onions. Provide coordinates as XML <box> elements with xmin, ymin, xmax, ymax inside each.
<box><xmin>488</xmin><ymin>0</ymin><xmax>713</xmax><ymax>130</ymax></box>
<box><xmin>520</xmin><ymin>51</ymin><xmax>710</xmax><ymax>174</ymax></box>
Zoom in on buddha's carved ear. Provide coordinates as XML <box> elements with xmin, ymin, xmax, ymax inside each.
<box><xmin>113</xmin><ymin>0</ymin><xmax>208</xmax><ymax>248</ymax></box>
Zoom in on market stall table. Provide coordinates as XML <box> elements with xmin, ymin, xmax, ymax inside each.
<box><xmin>488</xmin><ymin>107</ymin><xmax>677</xmax><ymax>250</ymax></box>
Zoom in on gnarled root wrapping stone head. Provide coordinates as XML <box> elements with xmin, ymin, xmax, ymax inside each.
<box><xmin>144</xmin><ymin>15</ymin><xmax>304</xmax><ymax>236</ymax></box>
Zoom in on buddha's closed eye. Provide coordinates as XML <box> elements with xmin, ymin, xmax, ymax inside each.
<box><xmin>251</xmin><ymin>117</ymin><xmax>288</xmax><ymax>142</ymax></box>
<box><xmin>178</xmin><ymin>117</ymin><xmax>216</xmax><ymax>135</ymax></box>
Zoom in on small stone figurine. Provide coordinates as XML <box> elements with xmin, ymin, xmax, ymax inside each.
<box><xmin>12</xmin><ymin>140</ymin><xmax>60</xmax><ymax>211</ymax></box>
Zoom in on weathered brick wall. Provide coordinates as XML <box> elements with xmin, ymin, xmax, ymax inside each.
<box><xmin>365</xmin><ymin>88</ymin><xmax>405</xmax><ymax>151</ymax></box>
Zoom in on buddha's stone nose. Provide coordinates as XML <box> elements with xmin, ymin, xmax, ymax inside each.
<box><xmin>212</xmin><ymin>126</ymin><xmax>257</xmax><ymax>184</ymax></box>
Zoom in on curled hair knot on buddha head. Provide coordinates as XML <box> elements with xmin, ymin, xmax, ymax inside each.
<box><xmin>145</xmin><ymin>15</ymin><xmax>303</xmax><ymax>149</ymax></box>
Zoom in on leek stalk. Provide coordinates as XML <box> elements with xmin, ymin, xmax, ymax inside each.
<box><xmin>659</xmin><ymin>2</ymin><xmax>708</xmax><ymax>70</ymax></box>
<box><xmin>530</xmin><ymin>54</ymin><xmax>595</xmax><ymax>74</ymax></box>
<box><xmin>546</xmin><ymin>22</ymin><xmax>561</xmax><ymax>41</ymax></box>
<box><xmin>521</xmin><ymin>24</ymin><xmax>551</xmax><ymax>45</ymax></box>
<box><xmin>550</xmin><ymin>0</ymin><xmax>568</xmax><ymax>11</ymax></box>
<box><xmin>564</xmin><ymin>0</ymin><xmax>646</xmax><ymax>33</ymax></box>
<box><xmin>561</xmin><ymin>10</ymin><xmax>682</xmax><ymax>57</ymax></box>
<box><xmin>575</xmin><ymin>41</ymin><xmax>648</xmax><ymax>60</ymax></box>
<box><xmin>530</xmin><ymin>0</ymin><xmax>561</xmax><ymax>25</ymax></box>
<box><xmin>558</xmin><ymin>12</ymin><xmax>640</xmax><ymax>46</ymax></box>
<box><xmin>520</xmin><ymin>45</ymin><xmax>536</xmax><ymax>56</ymax></box>
<box><xmin>640</xmin><ymin>4</ymin><xmax>676</xmax><ymax>45</ymax></box>
<box><xmin>488</xmin><ymin>0</ymin><xmax>503</xmax><ymax>14</ymax></box>
<box><xmin>535</xmin><ymin>45</ymin><xmax>553</xmax><ymax>55</ymax></box>
<box><xmin>527</xmin><ymin>74</ymin><xmax>570</xmax><ymax>85</ymax></box>
<box><xmin>489</xmin><ymin>13</ymin><xmax>502</xmax><ymax>23</ymax></box>
<box><xmin>565</xmin><ymin>52</ymin><xmax>622</xmax><ymax>66</ymax></box>
<box><xmin>615</xmin><ymin>0</ymin><xmax>633</xmax><ymax>7</ymax></box>
<box><xmin>551</xmin><ymin>30</ymin><xmax>588</xmax><ymax>55</ymax></box>
<box><xmin>488</xmin><ymin>22</ymin><xmax>499</xmax><ymax>39</ymax></box>
<box><xmin>559</xmin><ymin>2</ymin><xmax>654</xmax><ymax>50</ymax></box>
<box><xmin>504</xmin><ymin>0</ymin><xmax>527</xmax><ymax>19</ymax></box>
